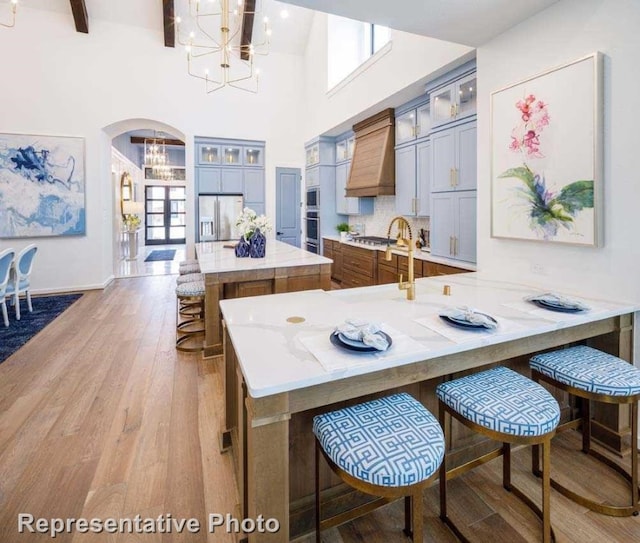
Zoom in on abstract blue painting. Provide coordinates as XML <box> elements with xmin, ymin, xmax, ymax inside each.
<box><xmin>0</xmin><ymin>133</ymin><xmax>85</xmax><ymax>238</ymax></box>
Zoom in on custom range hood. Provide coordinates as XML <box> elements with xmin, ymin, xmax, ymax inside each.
<box><xmin>346</xmin><ymin>108</ymin><xmax>395</xmax><ymax>197</ymax></box>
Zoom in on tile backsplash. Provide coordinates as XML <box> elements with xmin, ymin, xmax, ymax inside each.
<box><xmin>348</xmin><ymin>196</ymin><xmax>430</xmax><ymax>246</ymax></box>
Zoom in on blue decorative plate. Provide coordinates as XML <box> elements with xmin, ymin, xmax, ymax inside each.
<box><xmin>330</xmin><ymin>331</ymin><xmax>392</xmax><ymax>353</ymax></box>
<box><xmin>530</xmin><ymin>299</ymin><xmax>586</xmax><ymax>313</ymax></box>
<box><xmin>439</xmin><ymin>312</ymin><xmax>497</xmax><ymax>330</ymax></box>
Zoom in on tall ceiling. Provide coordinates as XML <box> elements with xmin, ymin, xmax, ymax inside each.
<box><xmin>280</xmin><ymin>0</ymin><xmax>560</xmax><ymax>46</ymax></box>
<box><xmin>7</xmin><ymin>0</ymin><xmax>315</xmax><ymax>54</ymax></box>
<box><xmin>5</xmin><ymin>0</ymin><xmax>561</xmax><ymax>50</ymax></box>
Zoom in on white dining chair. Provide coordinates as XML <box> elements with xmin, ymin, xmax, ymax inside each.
<box><xmin>6</xmin><ymin>243</ymin><xmax>38</xmax><ymax>320</ymax></box>
<box><xmin>0</xmin><ymin>248</ymin><xmax>16</xmax><ymax>327</ymax></box>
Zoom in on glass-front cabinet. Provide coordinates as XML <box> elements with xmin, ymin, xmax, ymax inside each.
<box><xmin>197</xmin><ymin>144</ymin><xmax>220</xmax><ymax>165</ymax></box>
<box><xmin>244</xmin><ymin>147</ymin><xmax>263</xmax><ymax>167</ymax></box>
<box><xmin>305</xmin><ymin>143</ymin><xmax>319</xmax><ymax>167</ymax></box>
<box><xmin>430</xmin><ymin>72</ymin><xmax>477</xmax><ymax>129</ymax></box>
<box><xmin>395</xmin><ymin>102</ymin><xmax>431</xmax><ymax>145</ymax></box>
<box><xmin>222</xmin><ymin>146</ymin><xmax>242</xmax><ymax>165</ymax></box>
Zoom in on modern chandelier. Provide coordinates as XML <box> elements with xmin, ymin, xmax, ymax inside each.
<box><xmin>0</xmin><ymin>0</ymin><xmax>18</xmax><ymax>29</ymax></box>
<box><xmin>144</xmin><ymin>135</ymin><xmax>173</xmax><ymax>181</ymax></box>
<box><xmin>175</xmin><ymin>0</ymin><xmax>272</xmax><ymax>94</ymax></box>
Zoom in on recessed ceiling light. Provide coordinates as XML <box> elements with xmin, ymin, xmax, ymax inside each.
<box><xmin>280</xmin><ymin>9</ymin><xmax>289</xmax><ymax>19</ymax></box>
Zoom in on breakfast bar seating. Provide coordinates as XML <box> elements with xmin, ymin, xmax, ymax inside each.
<box><xmin>530</xmin><ymin>345</ymin><xmax>640</xmax><ymax>517</ymax></box>
<box><xmin>436</xmin><ymin>366</ymin><xmax>560</xmax><ymax>543</ymax></box>
<box><xmin>313</xmin><ymin>393</ymin><xmax>445</xmax><ymax>542</ymax></box>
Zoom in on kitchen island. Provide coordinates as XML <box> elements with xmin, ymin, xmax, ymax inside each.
<box><xmin>195</xmin><ymin>240</ymin><xmax>331</xmax><ymax>357</ymax></box>
<box><xmin>219</xmin><ymin>271</ymin><xmax>638</xmax><ymax>541</ymax></box>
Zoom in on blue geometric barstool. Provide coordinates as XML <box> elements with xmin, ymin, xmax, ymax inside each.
<box><xmin>436</xmin><ymin>367</ymin><xmax>560</xmax><ymax>543</ymax></box>
<box><xmin>175</xmin><ymin>280</ymin><xmax>205</xmax><ymax>352</ymax></box>
<box><xmin>179</xmin><ymin>260</ymin><xmax>200</xmax><ymax>275</ymax></box>
<box><xmin>530</xmin><ymin>345</ymin><xmax>640</xmax><ymax>517</ymax></box>
<box><xmin>313</xmin><ymin>393</ymin><xmax>445</xmax><ymax>542</ymax></box>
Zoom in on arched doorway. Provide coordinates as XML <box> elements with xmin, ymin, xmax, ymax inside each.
<box><xmin>102</xmin><ymin>119</ymin><xmax>193</xmax><ymax>278</ymax></box>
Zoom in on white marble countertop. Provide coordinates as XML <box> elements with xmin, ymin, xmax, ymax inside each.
<box><xmin>195</xmin><ymin>239</ymin><xmax>332</xmax><ymax>274</ymax></box>
<box><xmin>220</xmin><ymin>271</ymin><xmax>639</xmax><ymax>398</ymax></box>
<box><xmin>323</xmin><ymin>235</ymin><xmax>476</xmax><ymax>270</ymax></box>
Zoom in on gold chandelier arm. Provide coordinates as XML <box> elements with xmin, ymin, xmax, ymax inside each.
<box><xmin>0</xmin><ymin>0</ymin><xmax>17</xmax><ymax>28</ymax></box>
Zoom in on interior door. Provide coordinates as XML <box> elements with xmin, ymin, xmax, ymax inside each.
<box><xmin>145</xmin><ymin>185</ymin><xmax>186</xmax><ymax>245</ymax></box>
<box><xmin>275</xmin><ymin>167</ymin><xmax>301</xmax><ymax>247</ymax></box>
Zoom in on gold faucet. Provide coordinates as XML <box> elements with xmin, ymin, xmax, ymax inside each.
<box><xmin>385</xmin><ymin>216</ymin><xmax>415</xmax><ymax>300</ymax></box>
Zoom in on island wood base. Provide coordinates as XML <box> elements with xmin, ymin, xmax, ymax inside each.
<box><xmin>223</xmin><ymin>314</ymin><xmax>634</xmax><ymax>542</ymax></box>
<box><xmin>203</xmin><ymin>263</ymin><xmax>331</xmax><ymax>357</ymax></box>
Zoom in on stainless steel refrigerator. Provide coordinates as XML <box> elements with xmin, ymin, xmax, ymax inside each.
<box><xmin>198</xmin><ymin>194</ymin><xmax>244</xmax><ymax>241</ymax></box>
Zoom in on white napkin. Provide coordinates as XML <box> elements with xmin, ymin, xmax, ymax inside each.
<box><xmin>439</xmin><ymin>307</ymin><xmax>498</xmax><ymax>329</ymax></box>
<box><xmin>415</xmin><ymin>313</ymin><xmax>523</xmax><ymax>344</ymax></box>
<box><xmin>335</xmin><ymin>318</ymin><xmax>389</xmax><ymax>351</ymax></box>
<box><xmin>299</xmin><ymin>324</ymin><xmax>426</xmax><ymax>373</ymax></box>
<box><xmin>526</xmin><ymin>292</ymin><xmax>590</xmax><ymax>311</ymax></box>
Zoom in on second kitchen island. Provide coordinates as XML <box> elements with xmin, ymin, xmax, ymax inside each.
<box><xmin>220</xmin><ymin>272</ymin><xmax>637</xmax><ymax>541</ymax></box>
<box><xmin>195</xmin><ymin>239</ymin><xmax>332</xmax><ymax>357</ymax></box>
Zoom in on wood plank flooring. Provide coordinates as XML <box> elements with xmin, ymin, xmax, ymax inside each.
<box><xmin>0</xmin><ymin>275</ymin><xmax>639</xmax><ymax>542</ymax></box>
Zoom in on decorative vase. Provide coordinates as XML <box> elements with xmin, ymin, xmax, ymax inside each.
<box><xmin>249</xmin><ymin>228</ymin><xmax>266</xmax><ymax>258</ymax></box>
<box><xmin>235</xmin><ymin>236</ymin><xmax>250</xmax><ymax>257</ymax></box>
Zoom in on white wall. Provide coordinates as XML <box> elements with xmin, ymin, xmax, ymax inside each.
<box><xmin>477</xmin><ymin>0</ymin><xmax>640</xmax><ymax>304</ymax></box>
<box><xmin>0</xmin><ymin>7</ymin><xmax>305</xmax><ymax>292</ymax></box>
<box><xmin>302</xmin><ymin>13</ymin><xmax>473</xmax><ymax>141</ymax></box>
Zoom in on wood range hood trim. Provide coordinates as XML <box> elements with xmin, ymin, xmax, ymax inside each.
<box><xmin>346</xmin><ymin>108</ymin><xmax>396</xmax><ymax>197</ymax></box>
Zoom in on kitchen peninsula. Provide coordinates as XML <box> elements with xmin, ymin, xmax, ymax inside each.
<box><xmin>195</xmin><ymin>240</ymin><xmax>331</xmax><ymax>356</ymax></box>
<box><xmin>219</xmin><ymin>272</ymin><xmax>637</xmax><ymax>541</ymax></box>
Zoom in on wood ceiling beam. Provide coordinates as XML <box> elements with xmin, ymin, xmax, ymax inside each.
<box><xmin>163</xmin><ymin>0</ymin><xmax>175</xmax><ymax>48</ymax></box>
<box><xmin>240</xmin><ymin>0</ymin><xmax>256</xmax><ymax>61</ymax></box>
<box><xmin>69</xmin><ymin>0</ymin><xmax>89</xmax><ymax>34</ymax></box>
<box><xmin>130</xmin><ymin>137</ymin><xmax>185</xmax><ymax>147</ymax></box>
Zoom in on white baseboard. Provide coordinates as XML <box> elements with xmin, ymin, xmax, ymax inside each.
<box><xmin>31</xmin><ymin>275</ymin><xmax>114</xmax><ymax>296</ymax></box>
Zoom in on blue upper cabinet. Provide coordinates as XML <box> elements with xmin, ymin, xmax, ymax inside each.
<box><xmin>429</xmin><ymin>72</ymin><xmax>477</xmax><ymax>130</ymax></box>
<box><xmin>334</xmin><ymin>131</ymin><xmax>373</xmax><ymax>216</ymax></box>
<box><xmin>395</xmin><ymin>102</ymin><xmax>431</xmax><ymax>145</ymax></box>
<box><xmin>395</xmin><ymin>140</ymin><xmax>431</xmax><ymax>217</ymax></box>
<box><xmin>431</xmin><ymin>121</ymin><xmax>477</xmax><ymax>192</ymax></box>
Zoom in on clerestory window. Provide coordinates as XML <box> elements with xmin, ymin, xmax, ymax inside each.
<box><xmin>327</xmin><ymin>14</ymin><xmax>391</xmax><ymax>90</ymax></box>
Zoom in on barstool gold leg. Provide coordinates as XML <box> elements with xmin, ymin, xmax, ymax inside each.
<box><xmin>632</xmin><ymin>401</ymin><xmax>639</xmax><ymax>516</ymax></box>
<box><xmin>582</xmin><ymin>397</ymin><xmax>591</xmax><ymax>454</ymax></box>
<box><xmin>503</xmin><ymin>442</ymin><xmax>511</xmax><ymax>491</ymax></box>
<box><xmin>315</xmin><ymin>440</ymin><xmax>321</xmax><ymax>543</ymax></box>
<box><xmin>439</xmin><ymin>402</ymin><xmax>448</xmax><ymax>523</ymax></box>
<box><xmin>542</xmin><ymin>438</ymin><xmax>552</xmax><ymax>543</ymax></box>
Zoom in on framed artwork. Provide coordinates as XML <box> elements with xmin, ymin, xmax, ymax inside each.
<box><xmin>0</xmin><ymin>132</ymin><xmax>85</xmax><ymax>238</ymax></box>
<box><xmin>491</xmin><ymin>52</ymin><xmax>603</xmax><ymax>246</ymax></box>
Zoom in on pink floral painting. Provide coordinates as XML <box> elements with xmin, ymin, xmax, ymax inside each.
<box><xmin>491</xmin><ymin>53</ymin><xmax>602</xmax><ymax>246</ymax></box>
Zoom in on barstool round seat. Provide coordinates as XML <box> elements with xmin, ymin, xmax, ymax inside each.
<box><xmin>436</xmin><ymin>366</ymin><xmax>560</xmax><ymax>543</ymax></box>
<box><xmin>530</xmin><ymin>345</ymin><xmax>640</xmax><ymax>397</ymax></box>
<box><xmin>313</xmin><ymin>392</ymin><xmax>444</xmax><ymax>542</ymax></box>
<box><xmin>437</xmin><ymin>366</ymin><xmax>560</xmax><ymax>437</ymax></box>
<box><xmin>179</xmin><ymin>259</ymin><xmax>198</xmax><ymax>266</ymax></box>
<box><xmin>176</xmin><ymin>280</ymin><xmax>205</xmax><ymax>297</ymax></box>
<box><xmin>313</xmin><ymin>392</ymin><xmax>444</xmax><ymax>487</ymax></box>
<box><xmin>530</xmin><ymin>345</ymin><xmax>640</xmax><ymax>517</ymax></box>
<box><xmin>179</xmin><ymin>263</ymin><xmax>200</xmax><ymax>275</ymax></box>
<box><xmin>176</xmin><ymin>272</ymin><xmax>203</xmax><ymax>285</ymax></box>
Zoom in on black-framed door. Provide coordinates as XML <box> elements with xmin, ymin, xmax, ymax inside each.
<box><xmin>145</xmin><ymin>185</ymin><xmax>186</xmax><ymax>245</ymax></box>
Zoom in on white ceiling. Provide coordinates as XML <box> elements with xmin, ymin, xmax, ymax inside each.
<box><xmin>279</xmin><ymin>0</ymin><xmax>561</xmax><ymax>46</ymax></box>
<box><xmin>8</xmin><ymin>0</ymin><xmax>315</xmax><ymax>54</ymax></box>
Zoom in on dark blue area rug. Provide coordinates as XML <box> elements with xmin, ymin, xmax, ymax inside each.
<box><xmin>0</xmin><ymin>294</ymin><xmax>83</xmax><ymax>364</ymax></box>
<box><xmin>144</xmin><ymin>249</ymin><xmax>176</xmax><ymax>262</ymax></box>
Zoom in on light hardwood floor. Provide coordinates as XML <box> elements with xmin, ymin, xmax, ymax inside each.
<box><xmin>0</xmin><ymin>275</ymin><xmax>639</xmax><ymax>542</ymax></box>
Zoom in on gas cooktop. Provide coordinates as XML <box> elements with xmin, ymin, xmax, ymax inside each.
<box><xmin>351</xmin><ymin>236</ymin><xmax>397</xmax><ymax>246</ymax></box>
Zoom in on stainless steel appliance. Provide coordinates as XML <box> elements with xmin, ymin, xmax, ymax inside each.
<box><xmin>352</xmin><ymin>236</ymin><xmax>397</xmax><ymax>247</ymax></box>
<box><xmin>198</xmin><ymin>194</ymin><xmax>244</xmax><ymax>241</ymax></box>
<box><xmin>305</xmin><ymin>210</ymin><xmax>319</xmax><ymax>252</ymax></box>
<box><xmin>306</xmin><ymin>187</ymin><xmax>319</xmax><ymax>210</ymax></box>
